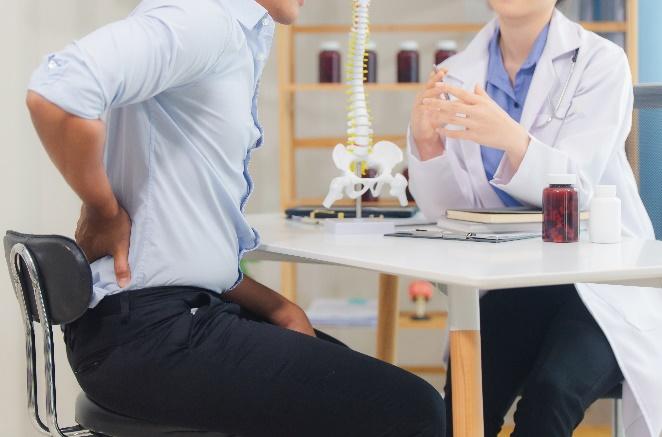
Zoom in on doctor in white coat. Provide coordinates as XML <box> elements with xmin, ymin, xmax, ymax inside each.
<box><xmin>408</xmin><ymin>0</ymin><xmax>662</xmax><ymax>436</ymax></box>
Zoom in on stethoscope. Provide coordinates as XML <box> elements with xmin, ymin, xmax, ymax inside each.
<box><xmin>543</xmin><ymin>47</ymin><xmax>580</xmax><ymax>125</ymax></box>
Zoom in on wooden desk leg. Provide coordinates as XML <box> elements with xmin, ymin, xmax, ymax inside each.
<box><xmin>448</xmin><ymin>285</ymin><xmax>484</xmax><ymax>437</ymax></box>
<box><xmin>280</xmin><ymin>262</ymin><xmax>297</xmax><ymax>302</ymax></box>
<box><xmin>376</xmin><ymin>273</ymin><xmax>399</xmax><ymax>363</ymax></box>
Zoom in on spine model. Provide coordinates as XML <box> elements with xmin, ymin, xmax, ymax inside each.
<box><xmin>323</xmin><ymin>0</ymin><xmax>408</xmax><ymax>209</ymax></box>
<box><xmin>346</xmin><ymin>0</ymin><xmax>372</xmax><ymax>150</ymax></box>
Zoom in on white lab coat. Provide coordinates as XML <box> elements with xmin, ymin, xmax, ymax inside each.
<box><xmin>408</xmin><ymin>9</ymin><xmax>662</xmax><ymax>437</ymax></box>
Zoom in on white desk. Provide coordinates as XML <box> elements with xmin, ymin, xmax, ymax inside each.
<box><xmin>246</xmin><ymin>213</ymin><xmax>662</xmax><ymax>437</ymax></box>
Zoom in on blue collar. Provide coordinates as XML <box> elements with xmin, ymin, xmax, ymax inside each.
<box><xmin>487</xmin><ymin>24</ymin><xmax>550</xmax><ymax>94</ymax></box>
<box><xmin>219</xmin><ymin>0</ymin><xmax>268</xmax><ymax>29</ymax></box>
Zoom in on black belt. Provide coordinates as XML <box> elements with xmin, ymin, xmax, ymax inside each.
<box><xmin>91</xmin><ymin>286</ymin><xmax>217</xmax><ymax>321</ymax></box>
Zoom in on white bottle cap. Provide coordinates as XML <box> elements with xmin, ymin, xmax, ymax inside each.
<box><xmin>595</xmin><ymin>185</ymin><xmax>617</xmax><ymax>197</ymax></box>
<box><xmin>548</xmin><ymin>173</ymin><xmax>577</xmax><ymax>185</ymax></box>
<box><xmin>320</xmin><ymin>41</ymin><xmax>341</xmax><ymax>51</ymax></box>
<box><xmin>437</xmin><ymin>40</ymin><xmax>458</xmax><ymax>51</ymax></box>
<box><xmin>366</xmin><ymin>40</ymin><xmax>377</xmax><ymax>51</ymax></box>
<box><xmin>399</xmin><ymin>40</ymin><xmax>419</xmax><ymax>51</ymax></box>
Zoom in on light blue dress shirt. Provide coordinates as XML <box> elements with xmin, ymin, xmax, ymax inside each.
<box><xmin>482</xmin><ymin>24</ymin><xmax>550</xmax><ymax>207</ymax></box>
<box><xmin>28</xmin><ymin>0</ymin><xmax>274</xmax><ymax>307</ymax></box>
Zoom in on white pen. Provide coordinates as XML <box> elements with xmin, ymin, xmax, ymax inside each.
<box><xmin>434</xmin><ymin>64</ymin><xmax>452</xmax><ymax>101</ymax></box>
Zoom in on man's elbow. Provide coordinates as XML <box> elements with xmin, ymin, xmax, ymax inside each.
<box><xmin>26</xmin><ymin>91</ymin><xmax>48</xmax><ymax>119</ymax></box>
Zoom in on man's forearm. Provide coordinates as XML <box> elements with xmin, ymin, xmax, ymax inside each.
<box><xmin>224</xmin><ymin>276</ymin><xmax>299</xmax><ymax>324</ymax></box>
<box><xmin>26</xmin><ymin>91</ymin><xmax>117</xmax><ymax>217</ymax></box>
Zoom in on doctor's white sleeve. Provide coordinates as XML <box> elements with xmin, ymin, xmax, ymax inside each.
<box><xmin>407</xmin><ymin>127</ymin><xmax>477</xmax><ymax>221</ymax></box>
<box><xmin>27</xmin><ymin>2</ymin><xmax>232</xmax><ymax>119</ymax></box>
<box><xmin>491</xmin><ymin>44</ymin><xmax>633</xmax><ymax>210</ymax></box>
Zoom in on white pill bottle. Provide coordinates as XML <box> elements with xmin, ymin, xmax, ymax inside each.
<box><xmin>589</xmin><ymin>185</ymin><xmax>622</xmax><ymax>244</ymax></box>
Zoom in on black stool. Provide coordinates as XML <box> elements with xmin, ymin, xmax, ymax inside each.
<box><xmin>4</xmin><ymin>231</ymin><xmax>232</xmax><ymax>437</ymax></box>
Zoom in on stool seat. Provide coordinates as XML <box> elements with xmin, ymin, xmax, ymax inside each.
<box><xmin>75</xmin><ymin>393</ymin><xmax>233</xmax><ymax>437</ymax></box>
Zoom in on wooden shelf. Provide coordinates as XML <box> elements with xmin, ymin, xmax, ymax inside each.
<box><xmin>399</xmin><ymin>311</ymin><xmax>447</xmax><ymax>330</ymax></box>
<box><xmin>293</xmin><ymin>21</ymin><xmax>627</xmax><ymax>34</ymax></box>
<box><xmin>295</xmin><ymin>135</ymin><xmax>406</xmax><ymax>149</ymax></box>
<box><xmin>400</xmin><ymin>365</ymin><xmax>447</xmax><ymax>375</ymax></box>
<box><xmin>288</xmin><ymin>83</ymin><xmax>421</xmax><ymax>92</ymax></box>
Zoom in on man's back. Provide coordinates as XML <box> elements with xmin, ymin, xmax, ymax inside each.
<box><xmin>28</xmin><ymin>0</ymin><xmax>275</xmax><ymax>305</ymax></box>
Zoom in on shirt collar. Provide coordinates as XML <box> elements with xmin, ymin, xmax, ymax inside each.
<box><xmin>486</xmin><ymin>23</ymin><xmax>550</xmax><ymax>95</ymax></box>
<box><xmin>219</xmin><ymin>0</ymin><xmax>269</xmax><ymax>30</ymax></box>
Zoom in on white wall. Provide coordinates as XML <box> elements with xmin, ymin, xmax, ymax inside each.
<box><xmin>0</xmin><ymin>0</ymin><xmax>608</xmax><ymax>435</ymax></box>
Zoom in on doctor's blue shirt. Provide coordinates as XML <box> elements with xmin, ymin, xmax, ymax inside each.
<box><xmin>482</xmin><ymin>24</ymin><xmax>550</xmax><ymax>206</ymax></box>
<box><xmin>28</xmin><ymin>0</ymin><xmax>274</xmax><ymax>306</ymax></box>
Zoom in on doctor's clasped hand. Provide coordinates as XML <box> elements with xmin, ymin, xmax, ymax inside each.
<box><xmin>412</xmin><ymin>75</ymin><xmax>531</xmax><ymax>170</ymax></box>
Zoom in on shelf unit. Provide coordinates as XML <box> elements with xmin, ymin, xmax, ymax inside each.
<box><xmin>276</xmin><ymin>2</ymin><xmax>638</xmax><ymax>366</ymax></box>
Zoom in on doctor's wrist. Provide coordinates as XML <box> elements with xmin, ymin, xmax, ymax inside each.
<box><xmin>504</xmin><ymin>125</ymin><xmax>531</xmax><ymax>170</ymax></box>
<box><xmin>414</xmin><ymin>137</ymin><xmax>445</xmax><ymax>161</ymax></box>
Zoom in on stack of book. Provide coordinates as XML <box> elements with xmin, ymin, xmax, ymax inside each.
<box><xmin>437</xmin><ymin>207</ymin><xmax>589</xmax><ymax>234</ymax></box>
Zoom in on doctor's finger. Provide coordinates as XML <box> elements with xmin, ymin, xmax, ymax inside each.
<box><xmin>439</xmin><ymin>83</ymin><xmax>480</xmax><ymax>105</ymax></box>
<box><xmin>422</xmin><ymin>98</ymin><xmax>473</xmax><ymax>114</ymax></box>
<box><xmin>419</xmin><ymin>85</ymin><xmax>451</xmax><ymax>102</ymax></box>
<box><xmin>426</xmin><ymin>68</ymin><xmax>447</xmax><ymax>88</ymax></box>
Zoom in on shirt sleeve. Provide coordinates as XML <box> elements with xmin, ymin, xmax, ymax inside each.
<box><xmin>28</xmin><ymin>1</ymin><xmax>233</xmax><ymax>119</ymax></box>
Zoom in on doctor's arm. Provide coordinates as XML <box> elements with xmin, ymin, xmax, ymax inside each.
<box><xmin>489</xmin><ymin>48</ymin><xmax>633</xmax><ymax>208</ymax></box>
<box><xmin>407</xmin><ymin>70</ymin><xmax>479</xmax><ymax>220</ymax></box>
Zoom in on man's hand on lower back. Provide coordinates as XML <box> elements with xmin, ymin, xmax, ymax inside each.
<box><xmin>76</xmin><ymin>202</ymin><xmax>132</xmax><ymax>288</ymax></box>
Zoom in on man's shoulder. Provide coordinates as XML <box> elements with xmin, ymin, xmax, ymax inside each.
<box><xmin>131</xmin><ymin>0</ymin><xmax>230</xmax><ymax>24</ymax></box>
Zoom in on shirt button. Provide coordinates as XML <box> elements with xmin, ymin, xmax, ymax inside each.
<box><xmin>256</xmin><ymin>54</ymin><xmax>266</xmax><ymax>61</ymax></box>
<box><xmin>514</xmin><ymin>102</ymin><xmax>520</xmax><ymax>109</ymax></box>
<box><xmin>48</xmin><ymin>60</ymin><xmax>57</xmax><ymax>69</ymax></box>
<box><xmin>262</xmin><ymin>18</ymin><xmax>271</xmax><ymax>27</ymax></box>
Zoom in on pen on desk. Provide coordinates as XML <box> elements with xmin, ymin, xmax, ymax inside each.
<box><xmin>434</xmin><ymin>64</ymin><xmax>452</xmax><ymax>101</ymax></box>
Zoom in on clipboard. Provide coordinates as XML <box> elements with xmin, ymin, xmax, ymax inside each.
<box><xmin>384</xmin><ymin>229</ymin><xmax>540</xmax><ymax>243</ymax></box>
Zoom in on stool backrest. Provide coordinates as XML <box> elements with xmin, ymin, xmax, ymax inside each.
<box><xmin>3</xmin><ymin>231</ymin><xmax>93</xmax><ymax>436</ymax></box>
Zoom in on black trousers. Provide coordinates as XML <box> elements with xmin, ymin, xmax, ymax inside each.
<box><xmin>64</xmin><ymin>287</ymin><xmax>445</xmax><ymax>437</ymax></box>
<box><xmin>444</xmin><ymin>285</ymin><xmax>623</xmax><ymax>437</ymax></box>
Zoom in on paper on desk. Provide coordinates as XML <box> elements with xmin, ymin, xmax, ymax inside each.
<box><xmin>305</xmin><ymin>297</ymin><xmax>377</xmax><ymax>327</ymax></box>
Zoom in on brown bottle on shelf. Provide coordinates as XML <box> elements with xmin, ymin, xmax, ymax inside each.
<box><xmin>397</xmin><ymin>41</ymin><xmax>420</xmax><ymax>83</ymax></box>
<box><xmin>319</xmin><ymin>41</ymin><xmax>342</xmax><ymax>83</ymax></box>
<box><xmin>362</xmin><ymin>168</ymin><xmax>379</xmax><ymax>202</ymax></box>
<box><xmin>435</xmin><ymin>40</ymin><xmax>458</xmax><ymax>66</ymax></box>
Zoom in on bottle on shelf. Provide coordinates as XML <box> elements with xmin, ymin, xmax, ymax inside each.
<box><xmin>319</xmin><ymin>41</ymin><xmax>342</xmax><ymax>83</ymax></box>
<box><xmin>435</xmin><ymin>40</ymin><xmax>458</xmax><ymax>66</ymax></box>
<box><xmin>361</xmin><ymin>168</ymin><xmax>379</xmax><ymax>202</ymax></box>
<box><xmin>397</xmin><ymin>41</ymin><xmax>420</xmax><ymax>83</ymax></box>
<box><xmin>364</xmin><ymin>40</ymin><xmax>377</xmax><ymax>83</ymax></box>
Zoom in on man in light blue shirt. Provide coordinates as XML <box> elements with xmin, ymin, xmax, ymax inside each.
<box><xmin>26</xmin><ymin>0</ymin><xmax>445</xmax><ymax>435</ymax></box>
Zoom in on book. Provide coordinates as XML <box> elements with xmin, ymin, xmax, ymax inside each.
<box><xmin>436</xmin><ymin>216</ymin><xmax>588</xmax><ymax>234</ymax></box>
<box><xmin>305</xmin><ymin>298</ymin><xmax>377</xmax><ymax>327</ymax></box>
<box><xmin>446</xmin><ymin>207</ymin><xmax>589</xmax><ymax>224</ymax></box>
<box><xmin>436</xmin><ymin>216</ymin><xmax>543</xmax><ymax>234</ymax></box>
